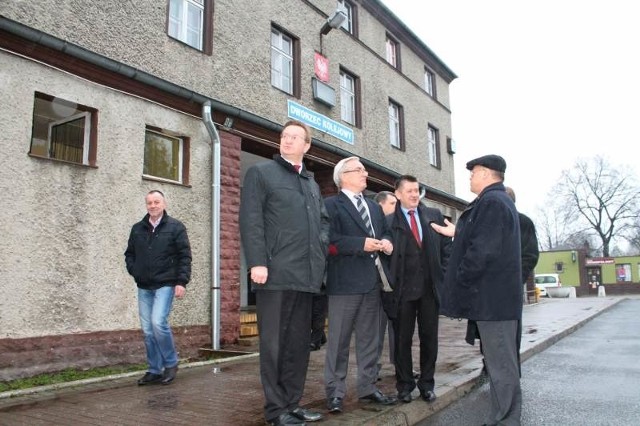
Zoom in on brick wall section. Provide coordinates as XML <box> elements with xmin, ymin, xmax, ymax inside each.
<box><xmin>0</xmin><ymin>326</ymin><xmax>210</xmax><ymax>381</ymax></box>
<box><xmin>315</xmin><ymin>169</ymin><xmax>338</xmax><ymax>197</ymax></box>
<box><xmin>219</xmin><ymin>131</ymin><xmax>241</xmax><ymax>344</ymax></box>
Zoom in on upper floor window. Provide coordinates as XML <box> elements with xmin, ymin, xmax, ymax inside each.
<box><xmin>388</xmin><ymin>100</ymin><xmax>404</xmax><ymax>150</ymax></box>
<box><xmin>424</xmin><ymin>68</ymin><xmax>435</xmax><ymax>97</ymax></box>
<box><xmin>144</xmin><ymin>127</ymin><xmax>190</xmax><ymax>185</ymax></box>
<box><xmin>167</xmin><ymin>0</ymin><xmax>213</xmax><ymax>53</ymax></box>
<box><xmin>427</xmin><ymin>125</ymin><xmax>440</xmax><ymax>167</ymax></box>
<box><xmin>29</xmin><ymin>92</ymin><xmax>98</xmax><ymax>166</ymax></box>
<box><xmin>337</xmin><ymin>0</ymin><xmax>356</xmax><ymax>35</ymax></box>
<box><xmin>385</xmin><ymin>35</ymin><xmax>400</xmax><ymax>69</ymax></box>
<box><xmin>271</xmin><ymin>26</ymin><xmax>299</xmax><ymax>95</ymax></box>
<box><xmin>340</xmin><ymin>69</ymin><xmax>359</xmax><ymax>126</ymax></box>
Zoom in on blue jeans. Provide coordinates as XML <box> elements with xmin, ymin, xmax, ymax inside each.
<box><xmin>138</xmin><ymin>286</ymin><xmax>178</xmax><ymax>374</ymax></box>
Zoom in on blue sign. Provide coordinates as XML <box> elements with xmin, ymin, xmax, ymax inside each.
<box><xmin>287</xmin><ymin>100</ymin><xmax>354</xmax><ymax>145</ymax></box>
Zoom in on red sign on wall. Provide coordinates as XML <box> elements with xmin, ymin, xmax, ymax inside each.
<box><xmin>314</xmin><ymin>52</ymin><xmax>329</xmax><ymax>82</ymax></box>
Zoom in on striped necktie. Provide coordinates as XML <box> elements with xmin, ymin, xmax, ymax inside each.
<box><xmin>355</xmin><ymin>195</ymin><xmax>374</xmax><ymax>237</ymax></box>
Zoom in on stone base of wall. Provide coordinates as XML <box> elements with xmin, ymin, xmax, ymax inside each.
<box><xmin>578</xmin><ymin>283</ymin><xmax>640</xmax><ymax>297</ymax></box>
<box><xmin>0</xmin><ymin>325</ymin><xmax>211</xmax><ymax>381</ymax></box>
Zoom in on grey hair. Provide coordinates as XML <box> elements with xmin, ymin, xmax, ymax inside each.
<box><xmin>333</xmin><ymin>156</ymin><xmax>360</xmax><ymax>188</ymax></box>
<box><xmin>374</xmin><ymin>191</ymin><xmax>395</xmax><ymax>204</ymax></box>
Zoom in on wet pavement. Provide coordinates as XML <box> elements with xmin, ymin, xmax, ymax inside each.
<box><xmin>0</xmin><ymin>296</ymin><xmax>624</xmax><ymax>425</ymax></box>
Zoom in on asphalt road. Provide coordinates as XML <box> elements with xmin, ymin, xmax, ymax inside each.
<box><xmin>418</xmin><ymin>299</ymin><xmax>640</xmax><ymax>426</ymax></box>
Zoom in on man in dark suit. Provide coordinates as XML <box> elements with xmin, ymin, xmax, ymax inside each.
<box><xmin>324</xmin><ymin>156</ymin><xmax>397</xmax><ymax>414</ymax></box>
<box><xmin>386</xmin><ymin>175</ymin><xmax>451</xmax><ymax>403</ymax></box>
<box><xmin>240</xmin><ymin>120</ymin><xmax>329</xmax><ymax>426</ymax></box>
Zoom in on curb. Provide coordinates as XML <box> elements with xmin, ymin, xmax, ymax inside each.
<box><xmin>0</xmin><ymin>351</ymin><xmax>259</xmax><ymax>401</ymax></box>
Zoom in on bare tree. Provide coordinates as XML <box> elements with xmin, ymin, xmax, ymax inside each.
<box><xmin>549</xmin><ymin>156</ymin><xmax>640</xmax><ymax>256</ymax></box>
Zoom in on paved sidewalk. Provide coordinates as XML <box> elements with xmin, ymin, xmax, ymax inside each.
<box><xmin>0</xmin><ymin>296</ymin><xmax>623</xmax><ymax>425</ymax></box>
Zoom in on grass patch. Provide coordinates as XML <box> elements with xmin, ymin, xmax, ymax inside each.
<box><xmin>0</xmin><ymin>364</ymin><xmax>147</xmax><ymax>393</ymax></box>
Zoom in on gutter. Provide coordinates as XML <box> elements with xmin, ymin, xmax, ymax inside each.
<box><xmin>202</xmin><ymin>102</ymin><xmax>222</xmax><ymax>351</ymax></box>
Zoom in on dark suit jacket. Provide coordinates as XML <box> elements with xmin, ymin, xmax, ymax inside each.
<box><xmin>383</xmin><ymin>204</ymin><xmax>451</xmax><ymax>317</ymax></box>
<box><xmin>324</xmin><ymin>191</ymin><xmax>392</xmax><ymax>295</ymax></box>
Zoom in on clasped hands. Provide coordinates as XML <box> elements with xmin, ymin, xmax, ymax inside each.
<box><xmin>364</xmin><ymin>238</ymin><xmax>393</xmax><ymax>255</ymax></box>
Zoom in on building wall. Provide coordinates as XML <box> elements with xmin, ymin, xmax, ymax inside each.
<box><xmin>0</xmin><ymin>0</ymin><xmax>460</xmax><ymax>377</ymax></box>
<box><xmin>1</xmin><ymin>0</ymin><xmax>455</xmax><ymax>194</ymax></box>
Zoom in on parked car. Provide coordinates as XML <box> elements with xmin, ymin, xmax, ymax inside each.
<box><xmin>534</xmin><ymin>274</ymin><xmax>562</xmax><ymax>297</ymax></box>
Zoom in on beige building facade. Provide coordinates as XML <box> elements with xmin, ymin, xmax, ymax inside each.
<box><xmin>0</xmin><ymin>0</ymin><xmax>466</xmax><ymax>379</ymax></box>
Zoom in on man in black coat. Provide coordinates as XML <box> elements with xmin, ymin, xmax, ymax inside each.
<box><xmin>432</xmin><ymin>155</ymin><xmax>523</xmax><ymax>425</ymax></box>
<box><xmin>386</xmin><ymin>175</ymin><xmax>451</xmax><ymax>403</ymax></box>
<box><xmin>125</xmin><ymin>190</ymin><xmax>191</xmax><ymax>386</ymax></box>
<box><xmin>239</xmin><ymin>120</ymin><xmax>330</xmax><ymax>426</ymax></box>
<box><xmin>324</xmin><ymin>157</ymin><xmax>396</xmax><ymax>414</ymax></box>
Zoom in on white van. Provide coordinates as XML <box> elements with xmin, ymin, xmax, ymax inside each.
<box><xmin>534</xmin><ymin>274</ymin><xmax>562</xmax><ymax>297</ymax></box>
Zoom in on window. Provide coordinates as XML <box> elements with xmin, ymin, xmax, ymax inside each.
<box><xmin>340</xmin><ymin>69</ymin><xmax>359</xmax><ymax>126</ymax></box>
<box><xmin>388</xmin><ymin>100</ymin><xmax>404</xmax><ymax>150</ymax></box>
<box><xmin>616</xmin><ymin>264</ymin><xmax>631</xmax><ymax>282</ymax></box>
<box><xmin>144</xmin><ymin>127</ymin><xmax>190</xmax><ymax>184</ymax></box>
<box><xmin>554</xmin><ymin>262</ymin><xmax>564</xmax><ymax>273</ymax></box>
<box><xmin>271</xmin><ymin>26</ymin><xmax>299</xmax><ymax>95</ymax></box>
<box><xmin>29</xmin><ymin>92</ymin><xmax>97</xmax><ymax>166</ymax></box>
<box><xmin>424</xmin><ymin>68</ymin><xmax>435</xmax><ymax>97</ymax></box>
<box><xmin>385</xmin><ymin>35</ymin><xmax>400</xmax><ymax>69</ymax></box>
<box><xmin>427</xmin><ymin>125</ymin><xmax>440</xmax><ymax>167</ymax></box>
<box><xmin>337</xmin><ymin>0</ymin><xmax>356</xmax><ymax>35</ymax></box>
<box><xmin>168</xmin><ymin>0</ymin><xmax>212</xmax><ymax>53</ymax></box>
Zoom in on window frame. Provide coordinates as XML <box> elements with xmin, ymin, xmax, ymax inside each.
<box><xmin>337</xmin><ymin>0</ymin><xmax>357</xmax><ymax>36</ymax></box>
<box><xmin>388</xmin><ymin>99</ymin><xmax>404</xmax><ymax>151</ymax></box>
<box><xmin>424</xmin><ymin>67</ymin><xmax>436</xmax><ymax>98</ymax></box>
<box><xmin>29</xmin><ymin>92</ymin><xmax>98</xmax><ymax>167</ymax></box>
<box><xmin>270</xmin><ymin>25</ymin><xmax>301</xmax><ymax>97</ymax></box>
<box><xmin>166</xmin><ymin>0</ymin><xmax>213</xmax><ymax>55</ymax></box>
<box><xmin>339</xmin><ymin>67</ymin><xmax>361</xmax><ymax>127</ymax></box>
<box><xmin>385</xmin><ymin>34</ymin><xmax>401</xmax><ymax>70</ymax></box>
<box><xmin>143</xmin><ymin>126</ymin><xmax>191</xmax><ymax>186</ymax></box>
<box><xmin>427</xmin><ymin>125</ymin><xmax>440</xmax><ymax>168</ymax></box>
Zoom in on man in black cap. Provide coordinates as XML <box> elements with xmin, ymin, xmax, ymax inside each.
<box><xmin>431</xmin><ymin>154</ymin><xmax>523</xmax><ymax>426</ymax></box>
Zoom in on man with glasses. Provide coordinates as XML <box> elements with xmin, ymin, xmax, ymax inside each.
<box><xmin>323</xmin><ymin>156</ymin><xmax>397</xmax><ymax>414</ymax></box>
<box><xmin>240</xmin><ymin>120</ymin><xmax>330</xmax><ymax>426</ymax></box>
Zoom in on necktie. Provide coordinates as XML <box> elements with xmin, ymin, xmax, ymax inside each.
<box><xmin>408</xmin><ymin>209</ymin><xmax>421</xmax><ymax>247</ymax></box>
<box><xmin>293</xmin><ymin>164</ymin><xmax>301</xmax><ymax>173</ymax></box>
<box><xmin>355</xmin><ymin>195</ymin><xmax>374</xmax><ymax>237</ymax></box>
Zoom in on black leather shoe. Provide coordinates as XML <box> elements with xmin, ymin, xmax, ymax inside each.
<box><xmin>359</xmin><ymin>390</ymin><xmax>398</xmax><ymax>405</ymax></box>
<box><xmin>161</xmin><ymin>365</ymin><xmax>178</xmax><ymax>385</ymax></box>
<box><xmin>137</xmin><ymin>372</ymin><xmax>163</xmax><ymax>386</ymax></box>
<box><xmin>268</xmin><ymin>412</ymin><xmax>305</xmax><ymax>425</ymax></box>
<box><xmin>398</xmin><ymin>391</ymin><xmax>412</xmax><ymax>403</ymax></box>
<box><xmin>420</xmin><ymin>390</ymin><xmax>436</xmax><ymax>402</ymax></box>
<box><xmin>327</xmin><ymin>397</ymin><xmax>343</xmax><ymax>413</ymax></box>
<box><xmin>291</xmin><ymin>407</ymin><xmax>322</xmax><ymax>422</ymax></box>
<box><xmin>309</xmin><ymin>343</ymin><xmax>321</xmax><ymax>351</ymax></box>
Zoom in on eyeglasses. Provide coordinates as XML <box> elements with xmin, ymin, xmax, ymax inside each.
<box><xmin>342</xmin><ymin>167</ymin><xmax>368</xmax><ymax>174</ymax></box>
<box><xmin>281</xmin><ymin>133</ymin><xmax>306</xmax><ymax>142</ymax></box>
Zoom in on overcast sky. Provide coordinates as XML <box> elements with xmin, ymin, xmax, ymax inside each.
<box><xmin>380</xmin><ymin>0</ymin><xmax>640</xmax><ymax>217</ymax></box>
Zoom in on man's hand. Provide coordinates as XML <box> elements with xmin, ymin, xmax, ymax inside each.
<box><xmin>175</xmin><ymin>285</ymin><xmax>186</xmax><ymax>298</ymax></box>
<box><xmin>364</xmin><ymin>238</ymin><xmax>393</xmax><ymax>254</ymax></box>
<box><xmin>251</xmin><ymin>266</ymin><xmax>268</xmax><ymax>285</ymax></box>
<box><xmin>380</xmin><ymin>239</ymin><xmax>393</xmax><ymax>255</ymax></box>
<box><xmin>431</xmin><ymin>218</ymin><xmax>455</xmax><ymax>237</ymax></box>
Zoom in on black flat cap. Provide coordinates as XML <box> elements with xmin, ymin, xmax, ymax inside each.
<box><xmin>466</xmin><ymin>154</ymin><xmax>506</xmax><ymax>173</ymax></box>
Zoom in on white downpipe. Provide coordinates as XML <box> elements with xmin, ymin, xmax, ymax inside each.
<box><xmin>202</xmin><ymin>101</ymin><xmax>221</xmax><ymax>350</ymax></box>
